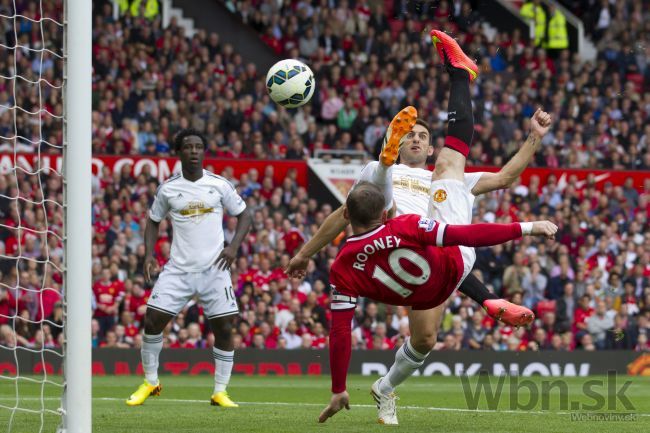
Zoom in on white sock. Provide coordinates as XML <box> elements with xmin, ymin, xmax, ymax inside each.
<box><xmin>142</xmin><ymin>333</ymin><xmax>163</xmax><ymax>386</ymax></box>
<box><xmin>379</xmin><ymin>338</ymin><xmax>428</xmax><ymax>395</ymax></box>
<box><xmin>213</xmin><ymin>347</ymin><xmax>234</xmax><ymax>394</ymax></box>
<box><xmin>371</xmin><ymin>164</ymin><xmax>394</xmax><ymax>211</ymax></box>
<box><xmin>357</xmin><ymin>162</ymin><xmax>394</xmax><ymax>211</ymax></box>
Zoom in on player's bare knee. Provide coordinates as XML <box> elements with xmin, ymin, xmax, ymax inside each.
<box><xmin>214</xmin><ymin>325</ymin><xmax>231</xmax><ymax>343</ymax></box>
<box><xmin>143</xmin><ymin>310</ymin><xmax>170</xmax><ymax>334</ymax></box>
<box><xmin>143</xmin><ymin>316</ymin><xmax>161</xmax><ymax>334</ymax></box>
<box><xmin>411</xmin><ymin>333</ymin><xmax>437</xmax><ymax>353</ymax></box>
<box><xmin>434</xmin><ymin>149</ymin><xmax>465</xmax><ymax>181</ymax></box>
<box><xmin>209</xmin><ymin>316</ymin><xmax>234</xmax><ymax>346</ymax></box>
<box><xmin>433</xmin><ymin>156</ymin><xmax>450</xmax><ymax>177</ymax></box>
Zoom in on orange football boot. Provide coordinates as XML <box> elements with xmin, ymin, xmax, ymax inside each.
<box><xmin>430</xmin><ymin>29</ymin><xmax>479</xmax><ymax>81</ymax></box>
<box><xmin>483</xmin><ymin>299</ymin><xmax>535</xmax><ymax>327</ymax></box>
<box><xmin>379</xmin><ymin>106</ymin><xmax>418</xmax><ymax>166</ymax></box>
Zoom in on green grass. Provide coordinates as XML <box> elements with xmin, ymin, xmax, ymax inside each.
<box><xmin>0</xmin><ymin>375</ymin><xmax>649</xmax><ymax>432</ymax></box>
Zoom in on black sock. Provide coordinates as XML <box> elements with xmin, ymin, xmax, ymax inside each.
<box><xmin>459</xmin><ymin>273</ymin><xmax>498</xmax><ymax>305</ymax></box>
<box><xmin>445</xmin><ymin>69</ymin><xmax>473</xmax><ymax>157</ymax></box>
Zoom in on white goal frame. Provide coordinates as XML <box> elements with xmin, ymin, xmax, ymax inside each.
<box><xmin>62</xmin><ymin>0</ymin><xmax>92</xmax><ymax>432</ymax></box>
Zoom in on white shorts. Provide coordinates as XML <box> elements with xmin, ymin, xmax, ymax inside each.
<box><xmin>148</xmin><ymin>262</ymin><xmax>238</xmax><ymax>320</ymax></box>
<box><xmin>427</xmin><ymin>178</ymin><xmax>477</xmax><ymax>287</ymax></box>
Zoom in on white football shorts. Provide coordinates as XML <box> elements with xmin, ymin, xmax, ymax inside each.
<box><xmin>147</xmin><ymin>262</ymin><xmax>238</xmax><ymax>320</ymax></box>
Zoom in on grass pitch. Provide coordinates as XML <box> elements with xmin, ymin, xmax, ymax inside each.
<box><xmin>1</xmin><ymin>374</ymin><xmax>649</xmax><ymax>432</ymax></box>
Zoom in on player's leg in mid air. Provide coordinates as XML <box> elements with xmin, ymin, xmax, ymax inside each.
<box><xmin>370</xmin><ymin>304</ymin><xmax>445</xmax><ymax>425</ymax></box>
<box><xmin>201</xmin><ymin>267</ymin><xmax>240</xmax><ymax>408</ymax></box>
<box><xmin>429</xmin><ymin>29</ymin><xmax>533</xmax><ymax>326</ymax></box>
<box><xmin>126</xmin><ymin>308</ymin><xmax>171</xmax><ymax>405</ymax></box>
<box><xmin>429</xmin><ymin>29</ymin><xmax>477</xmax><ymax>184</ymax></box>
<box><xmin>358</xmin><ymin>106</ymin><xmax>417</xmax><ymax>211</ymax></box>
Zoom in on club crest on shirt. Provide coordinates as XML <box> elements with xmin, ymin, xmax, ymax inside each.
<box><xmin>433</xmin><ymin>189</ymin><xmax>447</xmax><ymax>203</ymax></box>
<box><xmin>418</xmin><ymin>217</ymin><xmax>436</xmax><ymax>232</ymax></box>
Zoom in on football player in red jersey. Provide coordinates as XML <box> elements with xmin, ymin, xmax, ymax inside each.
<box><xmin>320</xmin><ymin>182</ymin><xmax>557</xmax><ymax>423</ymax></box>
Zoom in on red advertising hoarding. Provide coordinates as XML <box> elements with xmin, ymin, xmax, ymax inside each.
<box><xmin>1</xmin><ymin>153</ymin><xmax>648</xmax><ymax>192</ymax></box>
<box><xmin>0</xmin><ymin>154</ymin><xmax>308</xmax><ymax>186</ymax></box>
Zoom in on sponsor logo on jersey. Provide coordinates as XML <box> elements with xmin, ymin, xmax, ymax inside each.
<box><xmin>433</xmin><ymin>189</ymin><xmax>447</xmax><ymax>203</ymax></box>
<box><xmin>179</xmin><ymin>201</ymin><xmax>214</xmax><ymax>222</ymax></box>
<box><xmin>394</xmin><ymin>176</ymin><xmax>430</xmax><ymax>195</ymax></box>
<box><xmin>418</xmin><ymin>217</ymin><xmax>436</xmax><ymax>232</ymax></box>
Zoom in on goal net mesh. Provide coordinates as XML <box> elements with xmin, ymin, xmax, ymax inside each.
<box><xmin>0</xmin><ymin>0</ymin><xmax>66</xmax><ymax>431</ymax></box>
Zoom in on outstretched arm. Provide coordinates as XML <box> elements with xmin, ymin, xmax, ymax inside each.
<box><xmin>410</xmin><ymin>215</ymin><xmax>557</xmax><ymax>247</ymax></box>
<box><xmin>319</xmin><ymin>306</ymin><xmax>354</xmax><ymax>423</ymax></box>
<box><xmin>441</xmin><ymin>221</ymin><xmax>557</xmax><ymax>246</ymax></box>
<box><xmin>286</xmin><ymin>205</ymin><xmax>350</xmax><ymax>277</ymax></box>
<box><xmin>471</xmin><ymin>108</ymin><xmax>551</xmax><ymax>196</ymax></box>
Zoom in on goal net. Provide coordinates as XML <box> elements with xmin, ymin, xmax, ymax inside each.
<box><xmin>0</xmin><ymin>0</ymin><xmax>89</xmax><ymax>432</ymax></box>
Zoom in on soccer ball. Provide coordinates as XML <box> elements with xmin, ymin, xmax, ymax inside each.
<box><xmin>265</xmin><ymin>59</ymin><xmax>315</xmax><ymax>109</ymax></box>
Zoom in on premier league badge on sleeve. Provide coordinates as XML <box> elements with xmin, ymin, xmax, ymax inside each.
<box><xmin>418</xmin><ymin>217</ymin><xmax>436</xmax><ymax>232</ymax></box>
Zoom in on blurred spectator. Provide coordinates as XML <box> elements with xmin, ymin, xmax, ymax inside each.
<box><xmin>520</xmin><ymin>0</ymin><xmax>546</xmax><ymax>47</ymax></box>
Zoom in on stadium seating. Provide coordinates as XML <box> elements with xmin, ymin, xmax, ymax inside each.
<box><xmin>0</xmin><ymin>0</ymin><xmax>649</xmax><ymax>353</ymax></box>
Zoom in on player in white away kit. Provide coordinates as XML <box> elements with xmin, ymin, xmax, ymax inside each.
<box><xmin>126</xmin><ymin>129</ymin><xmax>252</xmax><ymax>407</ymax></box>
<box><xmin>289</xmin><ymin>30</ymin><xmax>552</xmax><ymax>424</ymax></box>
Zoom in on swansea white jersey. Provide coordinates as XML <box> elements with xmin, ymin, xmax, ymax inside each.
<box><xmin>358</xmin><ymin>162</ymin><xmax>484</xmax><ymax>216</ymax></box>
<box><xmin>149</xmin><ymin>170</ymin><xmax>246</xmax><ymax>272</ymax></box>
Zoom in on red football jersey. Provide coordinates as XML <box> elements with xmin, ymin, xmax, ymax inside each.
<box><xmin>329</xmin><ymin>214</ymin><xmax>464</xmax><ymax>310</ymax></box>
<box><xmin>327</xmin><ymin>215</ymin><xmax>526</xmax><ymax>393</ymax></box>
<box><xmin>93</xmin><ymin>280</ymin><xmax>123</xmax><ymax>317</ymax></box>
<box><xmin>252</xmin><ymin>270</ymin><xmax>273</xmax><ymax>289</ymax></box>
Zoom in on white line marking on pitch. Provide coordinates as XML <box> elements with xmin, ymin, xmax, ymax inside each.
<box><xmin>2</xmin><ymin>397</ymin><xmax>648</xmax><ymax>417</ymax></box>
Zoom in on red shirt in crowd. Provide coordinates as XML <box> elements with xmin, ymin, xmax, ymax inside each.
<box><xmin>573</xmin><ymin>306</ymin><xmax>594</xmax><ymax>333</ymax></box>
<box><xmin>586</xmin><ymin>253</ymin><xmax>615</xmax><ymax>272</ymax></box>
<box><xmin>238</xmin><ymin>270</ymin><xmax>255</xmax><ymax>288</ymax></box>
<box><xmin>282</xmin><ymin>228</ymin><xmax>305</xmax><ymax>255</ymax></box>
<box><xmin>253</xmin><ymin>270</ymin><xmax>273</xmax><ymax>289</ymax></box>
<box><xmin>124</xmin><ymin>290</ymin><xmax>151</xmax><ymax>325</ymax></box>
<box><xmin>170</xmin><ymin>340</ymin><xmax>197</xmax><ymax>349</ymax></box>
<box><xmin>0</xmin><ymin>290</ymin><xmax>14</xmax><ymax>325</ymax></box>
<box><xmin>93</xmin><ymin>279</ymin><xmax>124</xmax><ymax>317</ymax></box>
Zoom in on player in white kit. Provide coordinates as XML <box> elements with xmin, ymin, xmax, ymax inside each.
<box><xmin>126</xmin><ymin>129</ymin><xmax>252</xmax><ymax>408</ymax></box>
<box><xmin>290</xmin><ymin>31</ymin><xmax>552</xmax><ymax>424</ymax></box>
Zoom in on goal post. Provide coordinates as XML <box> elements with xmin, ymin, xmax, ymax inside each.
<box><xmin>63</xmin><ymin>0</ymin><xmax>92</xmax><ymax>431</ymax></box>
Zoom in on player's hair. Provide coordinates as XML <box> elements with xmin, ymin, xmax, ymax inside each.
<box><xmin>173</xmin><ymin>128</ymin><xmax>207</xmax><ymax>152</ymax></box>
<box><xmin>346</xmin><ymin>181</ymin><xmax>385</xmax><ymax>227</ymax></box>
<box><xmin>415</xmin><ymin>118</ymin><xmax>431</xmax><ymax>144</ymax></box>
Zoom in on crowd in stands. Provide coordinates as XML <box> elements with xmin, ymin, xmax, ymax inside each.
<box><xmin>1</xmin><ymin>0</ymin><xmax>650</xmax><ymax>354</ymax></box>
<box><xmin>0</xmin><ymin>0</ymin><xmax>64</xmax><ymax>154</ymax></box>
